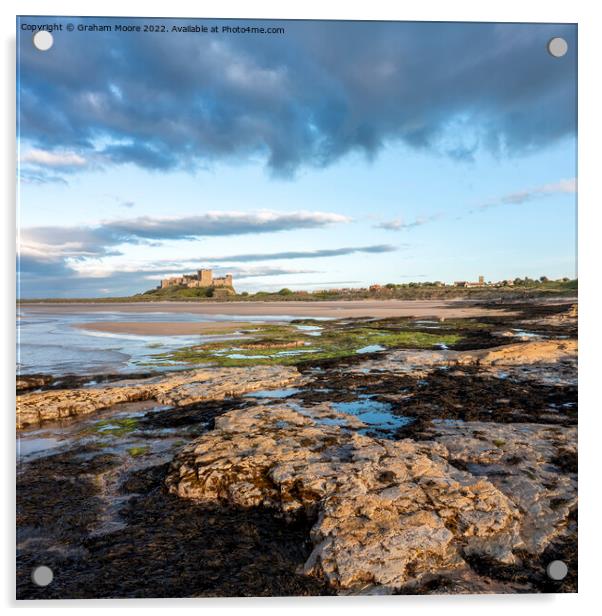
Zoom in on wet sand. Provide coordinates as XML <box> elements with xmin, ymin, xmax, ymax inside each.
<box><xmin>75</xmin><ymin>321</ymin><xmax>263</xmax><ymax>336</ymax></box>
<box><xmin>21</xmin><ymin>299</ymin><xmax>517</xmax><ymax>320</ymax></box>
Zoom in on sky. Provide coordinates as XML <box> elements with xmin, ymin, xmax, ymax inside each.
<box><xmin>17</xmin><ymin>17</ymin><xmax>577</xmax><ymax>298</ymax></box>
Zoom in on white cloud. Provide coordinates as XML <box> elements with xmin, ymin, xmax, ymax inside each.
<box><xmin>375</xmin><ymin>214</ymin><xmax>442</xmax><ymax>231</ymax></box>
<box><xmin>21</xmin><ymin>148</ymin><xmax>87</xmax><ymax>168</ymax></box>
<box><xmin>476</xmin><ymin>177</ymin><xmax>577</xmax><ymax>211</ymax></box>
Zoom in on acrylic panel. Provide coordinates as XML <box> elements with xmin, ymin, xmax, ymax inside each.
<box><xmin>16</xmin><ymin>16</ymin><xmax>577</xmax><ymax>599</ymax></box>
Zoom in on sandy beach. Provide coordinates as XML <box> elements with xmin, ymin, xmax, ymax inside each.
<box><xmin>75</xmin><ymin>321</ymin><xmax>263</xmax><ymax>336</ymax></box>
<box><xmin>21</xmin><ymin>299</ymin><xmax>518</xmax><ymax>321</ymax></box>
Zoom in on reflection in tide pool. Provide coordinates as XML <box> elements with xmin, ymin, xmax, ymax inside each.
<box><xmin>17</xmin><ymin>436</ymin><xmax>61</xmax><ymax>458</ymax></box>
<box><xmin>332</xmin><ymin>395</ymin><xmax>413</xmax><ymax>436</ymax></box>
<box><xmin>245</xmin><ymin>388</ymin><xmax>301</xmax><ymax>399</ymax></box>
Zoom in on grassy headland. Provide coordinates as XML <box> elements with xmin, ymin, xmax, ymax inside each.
<box><xmin>19</xmin><ymin>278</ymin><xmax>577</xmax><ymax>304</ymax></box>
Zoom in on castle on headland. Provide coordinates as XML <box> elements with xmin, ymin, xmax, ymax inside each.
<box><xmin>160</xmin><ymin>269</ymin><xmax>235</xmax><ymax>292</ymax></box>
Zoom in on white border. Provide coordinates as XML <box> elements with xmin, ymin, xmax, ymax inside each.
<box><xmin>3</xmin><ymin>0</ymin><xmax>601</xmax><ymax>613</ymax></box>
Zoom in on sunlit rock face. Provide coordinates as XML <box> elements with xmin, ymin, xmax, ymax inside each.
<box><xmin>428</xmin><ymin>420</ymin><xmax>578</xmax><ymax>555</ymax></box>
<box><xmin>166</xmin><ymin>404</ymin><xmax>528</xmax><ymax>591</ymax></box>
<box><xmin>16</xmin><ymin>366</ymin><xmax>302</xmax><ymax>429</ymax></box>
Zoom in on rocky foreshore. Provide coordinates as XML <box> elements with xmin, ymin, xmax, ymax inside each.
<box><xmin>166</xmin><ymin>404</ymin><xmax>521</xmax><ymax>590</ymax></box>
<box><xmin>17</xmin><ymin>302</ymin><xmax>578</xmax><ymax>598</ymax></box>
<box><xmin>16</xmin><ymin>365</ymin><xmax>303</xmax><ymax>429</ymax></box>
<box><xmin>166</xmin><ymin>402</ymin><xmax>576</xmax><ymax>592</ymax></box>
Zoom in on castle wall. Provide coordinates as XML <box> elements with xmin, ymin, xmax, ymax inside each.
<box><xmin>212</xmin><ymin>275</ymin><xmax>233</xmax><ymax>288</ymax></box>
<box><xmin>198</xmin><ymin>269</ymin><xmax>213</xmax><ymax>286</ymax></box>
<box><xmin>159</xmin><ymin>269</ymin><xmax>234</xmax><ymax>290</ymax></box>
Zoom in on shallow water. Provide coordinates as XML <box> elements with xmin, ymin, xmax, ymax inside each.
<box><xmin>331</xmin><ymin>396</ymin><xmax>413</xmax><ymax>435</ymax></box>
<box><xmin>294</xmin><ymin>325</ymin><xmax>323</xmax><ymax>337</ymax></box>
<box><xmin>285</xmin><ymin>395</ymin><xmax>413</xmax><ymax>438</ymax></box>
<box><xmin>245</xmin><ymin>388</ymin><xmax>301</xmax><ymax>399</ymax></box>
<box><xmin>17</xmin><ymin>309</ymin><xmax>298</xmax><ymax>376</ymax></box>
<box><xmin>356</xmin><ymin>344</ymin><xmax>385</xmax><ymax>354</ymax></box>
<box><xmin>511</xmin><ymin>328</ymin><xmax>542</xmax><ymax>339</ymax></box>
<box><xmin>17</xmin><ymin>436</ymin><xmax>62</xmax><ymax>458</ymax></box>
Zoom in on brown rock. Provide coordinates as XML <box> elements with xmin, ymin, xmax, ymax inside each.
<box><xmin>348</xmin><ymin>339</ymin><xmax>577</xmax><ymax>385</ymax></box>
<box><xmin>456</xmin><ymin>340</ymin><xmax>577</xmax><ymax>366</ymax></box>
<box><xmin>166</xmin><ymin>404</ymin><xmax>522</xmax><ymax>590</ymax></box>
<box><xmin>16</xmin><ymin>366</ymin><xmax>302</xmax><ymax>429</ymax></box>
<box><xmin>428</xmin><ymin>420</ymin><xmax>577</xmax><ymax>554</ymax></box>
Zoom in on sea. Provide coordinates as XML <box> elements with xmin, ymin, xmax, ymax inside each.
<box><xmin>16</xmin><ymin>308</ymin><xmax>285</xmax><ymax>376</ymax></box>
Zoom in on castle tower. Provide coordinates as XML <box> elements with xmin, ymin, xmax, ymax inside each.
<box><xmin>198</xmin><ymin>269</ymin><xmax>213</xmax><ymax>287</ymax></box>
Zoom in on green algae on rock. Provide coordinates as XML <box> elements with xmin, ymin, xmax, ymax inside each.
<box><xmin>152</xmin><ymin>320</ymin><xmax>464</xmax><ymax>367</ymax></box>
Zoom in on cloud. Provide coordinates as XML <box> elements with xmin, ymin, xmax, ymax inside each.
<box><xmin>103</xmin><ymin>211</ymin><xmax>351</xmax><ymax>241</ymax></box>
<box><xmin>376</xmin><ymin>214</ymin><xmax>442</xmax><ymax>231</ymax></box>
<box><xmin>18</xmin><ymin>169</ymin><xmax>69</xmax><ymax>186</ymax></box>
<box><xmin>103</xmin><ymin>194</ymin><xmax>136</xmax><ymax>208</ymax></box>
<box><xmin>225</xmin><ymin>266</ymin><xmax>319</xmax><ymax>279</ymax></box>
<box><xmin>18</xmin><ymin>209</ymin><xmax>352</xmax><ymax>296</ymax></box>
<box><xmin>21</xmin><ymin>210</ymin><xmax>350</xmax><ymax>260</ymax></box>
<box><xmin>257</xmin><ymin>280</ymin><xmax>362</xmax><ymax>289</ymax></box>
<box><xmin>21</xmin><ymin>148</ymin><xmax>87</xmax><ymax>168</ymax></box>
<box><xmin>70</xmin><ymin>261</ymin><xmax>317</xmax><ymax>281</ymax></box>
<box><xmin>17</xmin><ymin>256</ymin><xmax>321</xmax><ymax>298</ymax></box>
<box><xmin>18</xmin><ymin>19</ymin><xmax>576</xmax><ymax>177</ymax></box>
<box><xmin>473</xmin><ymin>177</ymin><xmax>576</xmax><ymax>212</ymax></box>
<box><xmin>193</xmin><ymin>243</ymin><xmax>399</xmax><ymax>262</ymax></box>
<box><xmin>19</xmin><ymin>148</ymin><xmax>89</xmax><ymax>183</ymax></box>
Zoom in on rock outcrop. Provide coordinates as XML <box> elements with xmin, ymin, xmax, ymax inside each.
<box><xmin>16</xmin><ymin>366</ymin><xmax>302</xmax><ymax>429</ymax></box>
<box><xmin>428</xmin><ymin>420</ymin><xmax>577</xmax><ymax>554</ymax></box>
<box><xmin>456</xmin><ymin>339</ymin><xmax>577</xmax><ymax>366</ymax></box>
<box><xmin>521</xmin><ymin>303</ymin><xmax>577</xmax><ymax>328</ymax></box>
<box><xmin>166</xmin><ymin>404</ymin><xmax>524</xmax><ymax>591</ymax></box>
<box><xmin>348</xmin><ymin>339</ymin><xmax>577</xmax><ymax>387</ymax></box>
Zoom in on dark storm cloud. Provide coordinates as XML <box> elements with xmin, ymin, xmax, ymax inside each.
<box><xmin>18</xmin><ymin>18</ymin><xmax>576</xmax><ymax>176</ymax></box>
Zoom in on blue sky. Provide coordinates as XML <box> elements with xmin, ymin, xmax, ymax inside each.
<box><xmin>17</xmin><ymin>17</ymin><xmax>577</xmax><ymax>297</ymax></box>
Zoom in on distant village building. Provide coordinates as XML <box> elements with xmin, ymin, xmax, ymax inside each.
<box><xmin>454</xmin><ymin>276</ymin><xmax>514</xmax><ymax>288</ymax></box>
<box><xmin>160</xmin><ymin>269</ymin><xmax>235</xmax><ymax>293</ymax></box>
<box><xmin>454</xmin><ymin>275</ymin><xmax>486</xmax><ymax>288</ymax></box>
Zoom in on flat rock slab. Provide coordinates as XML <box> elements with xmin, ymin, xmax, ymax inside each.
<box><xmin>166</xmin><ymin>404</ymin><xmax>523</xmax><ymax>591</ymax></box>
<box><xmin>456</xmin><ymin>340</ymin><xmax>577</xmax><ymax>366</ymax></box>
<box><xmin>16</xmin><ymin>366</ymin><xmax>302</xmax><ymax>429</ymax></box>
<box><xmin>349</xmin><ymin>339</ymin><xmax>577</xmax><ymax>385</ymax></box>
<box><xmin>428</xmin><ymin>420</ymin><xmax>577</xmax><ymax>554</ymax></box>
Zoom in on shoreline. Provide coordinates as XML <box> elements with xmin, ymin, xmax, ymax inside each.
<box><xmin>18</xmin><ymin>298</ymin><xmax>528</xmax><ymax>319</ymax></box>
<box><xmin>75</xmin><ymin>320</ymin><xmax>265</xmax><ymax>336</ymax></box>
